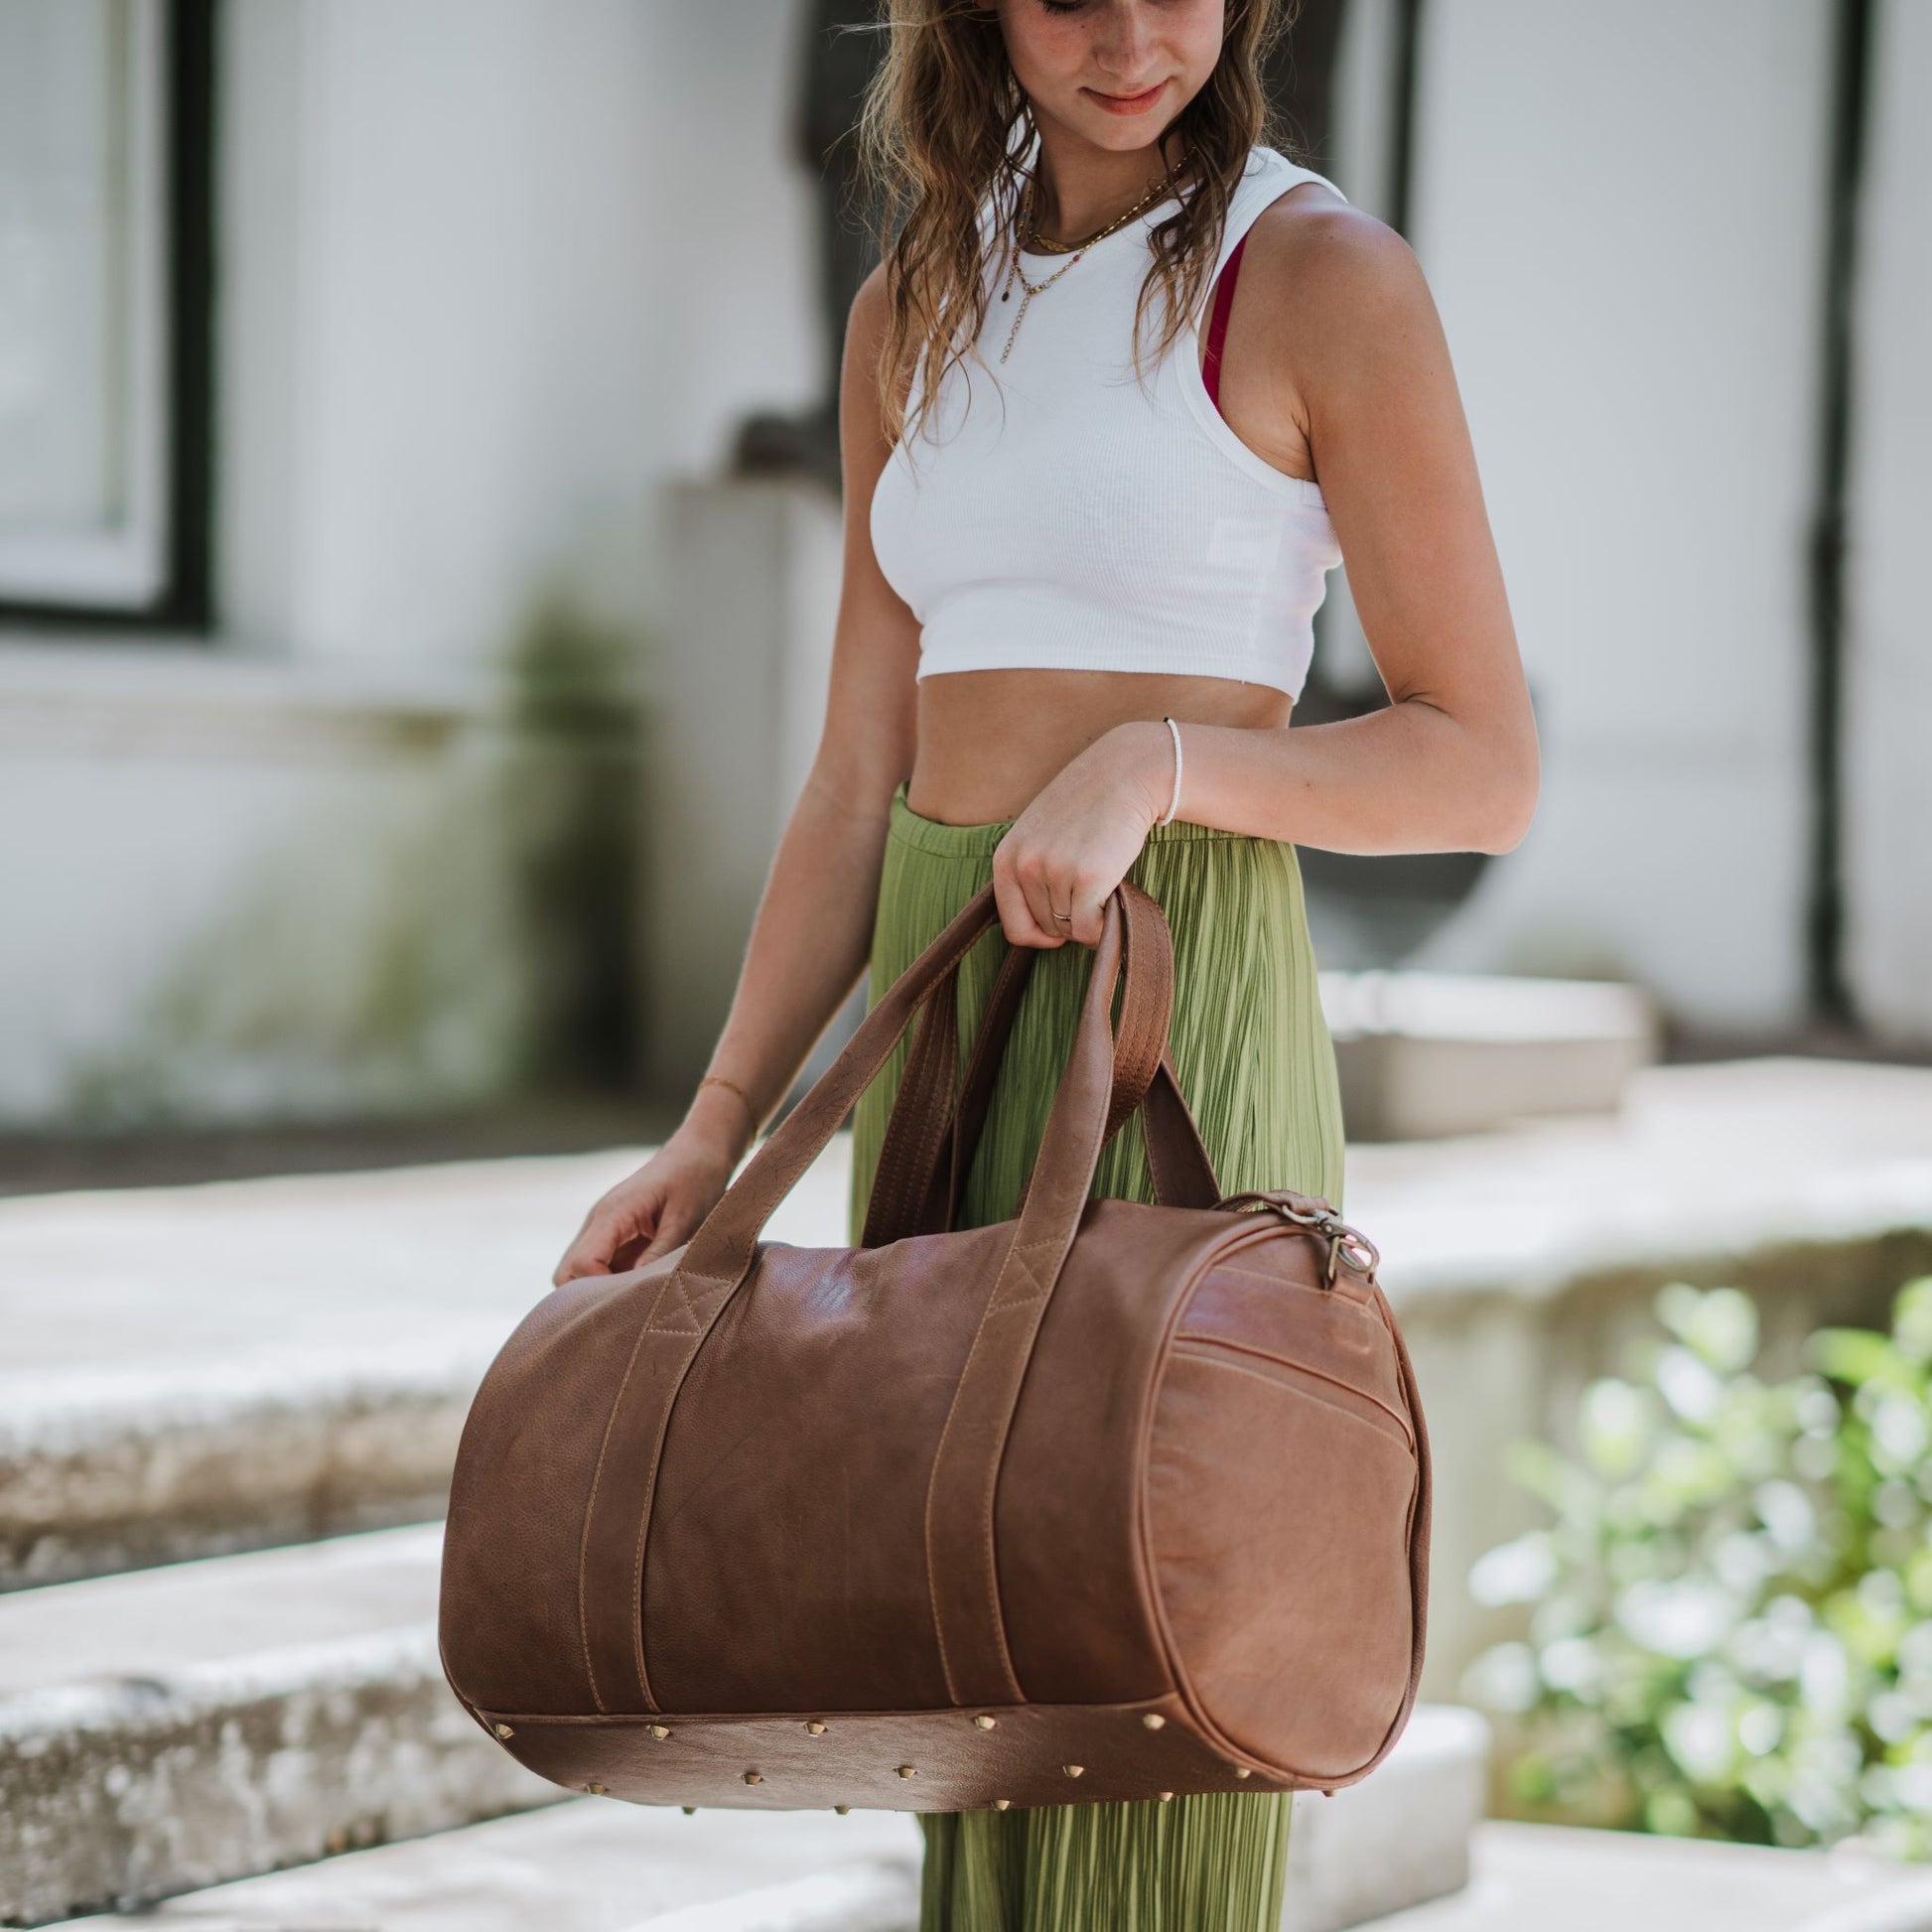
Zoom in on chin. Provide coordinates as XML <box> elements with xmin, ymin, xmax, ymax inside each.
<box><xmin>1067</xmin><ymin>105</ymin><xmax>1175</xmax><ymax>150</ymax></box>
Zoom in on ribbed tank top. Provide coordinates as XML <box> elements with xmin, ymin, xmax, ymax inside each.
<box><xmin>870</xmin><ymin>146</ymin><xmax>1345</xmax><ymax>699</ymax></box>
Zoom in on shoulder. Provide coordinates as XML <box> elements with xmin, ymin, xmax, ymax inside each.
<box><xmin>848</xmin><ymin>259</ymin><xmax>893</xmax><ymax>361</ymax></box>
<box><xmin>1229</xmin><ymin>172</ymin><xmax>1444</xmax><ymax>403</ymax></box>
<box><xmin>845</xmin><ymin>262</ymin><xmax>911</xmax><ymax>398</ymax></box>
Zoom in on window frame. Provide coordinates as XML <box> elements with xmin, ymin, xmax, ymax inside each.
<box><xmin>0</xmin><ymin>0</ymin><xmax>213</xmax><ymax>630</ymax></box>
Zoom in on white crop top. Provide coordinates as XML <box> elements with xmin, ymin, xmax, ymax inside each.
<box><xmin>870</xmin><ymin>146</ymin><xmax>1344</xmax><ymax>698</ymax></box>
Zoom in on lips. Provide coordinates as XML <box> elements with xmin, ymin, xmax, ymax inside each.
<box><xmin>1084</xmin><ymin>79</ymin><xmax>1167</xmax><ymax>114</ymax></box>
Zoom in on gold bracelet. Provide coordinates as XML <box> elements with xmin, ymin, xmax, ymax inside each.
<box><xmin>696</xmin><ymin>1074</ymin><xmax>759</xmax><ymax>1133</ymax></box>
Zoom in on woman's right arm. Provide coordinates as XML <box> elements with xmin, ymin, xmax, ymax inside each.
<box><xmin>553</xmin><ymin>264</ymin><xmax>920</xmax><ymax>1286</ymax></box>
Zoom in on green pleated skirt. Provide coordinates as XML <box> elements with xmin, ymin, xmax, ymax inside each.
<box><xmin>848</xmin><ymin>780</ymin><xmax>1348</xmax><ymax>1932</ymax></box>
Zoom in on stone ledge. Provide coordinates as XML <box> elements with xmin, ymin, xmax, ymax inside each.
<box><xmin>0</xmin><ymin>1525</ymin><xmax>553</xmax><ymax>1925</ymax></box>
<box><xmin>0</xmin><ymin>1354</ymin><xmax>474</xmax><ymax>1590</ymax></box>
<box><xmin>1289</xmin><ymin>1706</ymin><xmax>1489</xmax><ymax>1932</ymax></box>
<box><xmin>0</xmin><ymin>634</ymin><xmax>503</xmax><ymax>759</ymax></box>
<box><xmin>55</xmin><ymin>1801</ymin><xmax>921</xmax><ymax>1931</ymax></box>
<box><xmin>1377</xmin><ymin>1820</ymin><xmax>1932</xmax><ymax>1931</ymax></box>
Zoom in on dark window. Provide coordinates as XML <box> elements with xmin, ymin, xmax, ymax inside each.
<box><xmin>0</xmin><ymin>0</ymin><xmax>212</xmax><ymax>627</ymax></box>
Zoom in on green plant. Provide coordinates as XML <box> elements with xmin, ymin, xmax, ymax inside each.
<box><xmin>1463</xmin><ymin>1276</ymin><xmax>1932</xmax><ymax>1855</ymax></box>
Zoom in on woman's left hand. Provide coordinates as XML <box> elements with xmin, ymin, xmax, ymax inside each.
<box><xmin>991</xmin><ymin>720</ymin><xmax>1174</xmax><ymax>948</ymax></box>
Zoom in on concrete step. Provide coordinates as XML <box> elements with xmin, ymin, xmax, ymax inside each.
<box><xmin>0</xmin><ymin>1523</ymin><xmax>552</xmax><ymax>1926</ymax></box>
<box><xmin>54</xmin><ymin>1800</ymin><xmax>923</xmax><ymax>1930</ymax></box>
<box><xmin>49</xmin><ymin>1810</ymin><xmax>1932</xmax><ymax>1932</ymax></box>
<box><xmin>1320</xmin><ymin>966</ymin><xmax>1658</xmax><ymax>1141</ymax></box>
<box><xmin>1378</xmin><ymin>1820</ymin><xmax>1932</xmax><ymax>1932</ymax></box>
<box><xmin>47</xmin><ymin>1713</ymin><xmax>1485</xmax><ymax>1932</ymax></box>
<box><xmin>0</xmin><ymin>1505</ymin><xmax>1486</xmax><ymax>1928</ymax></box>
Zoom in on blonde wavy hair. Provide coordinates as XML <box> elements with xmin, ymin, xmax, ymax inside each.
<box><xmin>857</xmin><ymin>0</ymin><xmax>1295</xmax><ymax>445</ymax></box>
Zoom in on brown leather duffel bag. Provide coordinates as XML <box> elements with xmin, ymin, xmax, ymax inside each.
<box><xmin>439</xmin><ymin>880</ymin><xmax>1430</xmax><ymax>1813</ymax></box>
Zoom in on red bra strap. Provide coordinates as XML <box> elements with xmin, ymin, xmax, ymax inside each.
<box><xmin>1201</xmin><ymin>231</ymin><xmax>1248</xmax><ymax>417</ymax></box>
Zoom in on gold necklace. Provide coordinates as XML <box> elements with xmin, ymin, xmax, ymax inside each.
<box><xmin>1019</xmin><ymin>170</ymin><xmax>1177</xmax><ymax>254</ymax></box>
<box><xmin>996</xmin><ymin>174</ymin><xmax>1177</xmax><ymax>365</ymax></box>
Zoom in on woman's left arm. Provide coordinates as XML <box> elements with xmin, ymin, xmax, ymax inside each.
<box><xmin>997</xmin><ymin>198</ymin><xmax>1539</xmax><ymax>949</ymax></box>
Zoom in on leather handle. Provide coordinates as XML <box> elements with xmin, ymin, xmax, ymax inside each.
<box><xmin>865</xmin><ymin>887</ymin><xmax>1218</xmax><ymax>1246</ymax></box>
<box><xmin>860</xmin><ymin>955</ymin><xmax>972</xmax><ymax>1249</ymax></box>
<box><xmin>919</xmin><ymin>884</ymin><xmax>1219</xmax><ymax>1705</ymax></box>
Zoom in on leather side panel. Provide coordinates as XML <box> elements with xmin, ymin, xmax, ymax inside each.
<box><xmin>995</xmin><ymin>1200</ymin><xmax>1273</xmax><ymax>1706</ymax></box>
<box><xmin>440</xmin><ymin>1263</ymin><xmax>678</xmax><ymax>1714</ymax></box>
<box><xmin>642</xmin><ymin>1223</ymin><xmax>1016</xmax><ymax>1713</ymax></box>
<box><xmin>1174</xmin><ymin>1262</ymin><xmax>1410</xmax><ymax>1424</ymax></box>
<box><xmin>1145</xmin><ymin>1340</ymin><xmax>1417</xmax><ymax>1782</ymax></box>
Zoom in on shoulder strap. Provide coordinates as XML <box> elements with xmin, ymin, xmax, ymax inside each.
<box><xmin>1201</xmin><ymin>232</ymin><xmax>1248</xmax><ymax>415</ymax></box>
<box><xmin>1200</xmin><ymin>154</ymin><xmax>1349</xmax><ymax>418</ymax></box>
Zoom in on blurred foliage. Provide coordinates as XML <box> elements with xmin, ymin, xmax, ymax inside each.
<box><xmin>1463</xmin><ymin>1276</ymin><xmax>1932</xmax><ymax>1856</ymax></box>
<box><xmin>504</xmin><ymin>591</ymin><xmax>641</xmax><ymax>1092</ymax></box>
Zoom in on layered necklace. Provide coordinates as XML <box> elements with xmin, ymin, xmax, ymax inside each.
<box><xmin>996</xmin><ymin>167</ymin><xmax>1179</xmax><ymax>365</ymax></box>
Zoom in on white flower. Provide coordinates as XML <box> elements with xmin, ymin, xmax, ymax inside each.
<box><xmin>1617</xmin><ymin>1578</ymin><xmax>1737</xmax><ymax>1659</ymax></box>
<box><xmin>1469</xmin><ymin>1533</ymin><xmax>1558</xmax><ymax>1607</ymax></box>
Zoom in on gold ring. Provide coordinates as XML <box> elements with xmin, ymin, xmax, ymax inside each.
<box><xmin>1051</xmin><ymin>906</ymin><xmax>1073</xmax><ymax>924</ymax></box>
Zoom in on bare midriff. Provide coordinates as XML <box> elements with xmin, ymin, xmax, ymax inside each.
<box><xmin>905</xmin><ymin>668</ymin><xmax>1292</xmax><ymax>826</ymax></box>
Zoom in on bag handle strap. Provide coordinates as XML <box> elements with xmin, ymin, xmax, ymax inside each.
<box><xmin>919</xmin><ymin>886</ymin><xmax>1158</xmax><ymax>1703</ymax></box>
<box><xmin>942</xmin><ymin>908</ymin><xmax>1220</xmax><ymax>1228</ymax></box>
<box><xmin>864</xmin><ymin>892</ymin><xmax>1219</xmax><ymax>1246</ymax></box>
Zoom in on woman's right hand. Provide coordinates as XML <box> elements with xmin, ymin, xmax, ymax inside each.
<box><xmin>550</xmin><ymin>1113</ymin><xmax>745</xmax><ymax>1288</ymax></box>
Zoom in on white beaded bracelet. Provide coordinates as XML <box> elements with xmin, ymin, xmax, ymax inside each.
<box><xmin>1157</xmin><ymin>715</ymin><xmax>1183</xmax><ymax>826</ymax></box>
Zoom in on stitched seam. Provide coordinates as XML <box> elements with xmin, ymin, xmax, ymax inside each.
<box><xmin>1173</xmin><ymin>1328</ymin><xmax>1414</xmax><ymax>1441</ymax></box>
<box><xmin>630</xmin><ymin>1332</ymin><xmax>707</xmax><ymax>1713</ymax></box>
<box><xmin>1171</xmin><ymin>1338</ymin><xmax>1417</xmax><ymax>1449</ymax></box>
<box><xmin>647</xmin><ymin>1275</ymin><xmax>704</xmax><ymax>1337</ymax></box>
<box><xmin>964</xmin><ymin>1019</ymin><xmax>1111</xmax><ymax>1699</ymax></box>
<box><xmin>924</xmin><ymin>1232</ymin><xmax>1039</xmax><ymax>1704</ymax></box>
<box><xmin>627</xmin><ymin>1267</ymin><xmax>748</xmax><ymax>1711</ymax></box>
<box><xmin>577</xmin><ymin>1271</ymin><xmax>684</xmax><ymax>1714</ymax></box>
<box><xmin>1205</xmin><ymin>1260</ymin><xmax>1378</xmax><ymax>1311</ymax></box>
<box><xmin>972</xmin><ymin>1224</ymin><xmax>1090</xmax><ymax>1700</ymax></box>
<box><xmin>973</xmin><ymin>1307</ymin><xmax>1046</xmax><ymax>1703</ymax></box>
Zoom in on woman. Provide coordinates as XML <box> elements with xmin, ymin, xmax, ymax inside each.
<box><xmin>556</xmin><ymin>0</ymin><xmax>1536</xmax><ymax>1923</ymax></box>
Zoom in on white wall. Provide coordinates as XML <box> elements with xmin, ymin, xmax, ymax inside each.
<box><xmin>1393</xmin><ymin>0</ymin><xmax>1835</xmax><ymax>1032</ymax></box>
<box><xmin>220</xmin><ymin>0</ymin><xmax>819</xmax><ymax>672</ymax></box>
<box><xmin>1844</xmin><ymin>0</ymin><xmax>1932</xmax><ymax>1042</ymax></box>
<box><xmin>0</xmin><ymin>0</ymin><xmax>825</xmax><ymax>1128</ymax></box>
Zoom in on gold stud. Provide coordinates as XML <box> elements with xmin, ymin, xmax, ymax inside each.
<box><xmin>1062</xmin><ymin>1764</ymin><xmax>1084</xmax><ymax>1778</ymax></box>
<box><xmin>586</xmin><ymin>1781</ymin><xmax>607</xmax><ymax>1796</ymax></box>
<box><xmin>681</xmin><ymin>1805</ymin><xmax>696</xmax><ymax>1815</ymax></box>
<box><xmin>492</xmin><ymin>1723</ymin><xmax>514</xmax><ymax>1739</ymax></box>
<box><xmin>743</xmin><ymin>1770</ymin><xmax>762</xmax><ymax>1785</ymax></box>
<box><xmin>994</xmin><ymin>1798</ymin><xmax>1012</xmax><ymax>1811</ymax></box>
<box><xmin>974</xmin><ymin>1714</ymin><xmax>998</xmax><ymax>1730</ymax></box>
<box><xmin>897</xmin><ymin>1764</ymin><xmax>918</xmax><ymax>1779</ymax></box>
<box><xmin>1159</xmin><ymin>1791</ymin><xmax>1174</xmax><ymax>1803</ymax></box>
<box><xmin>834</xmin><ymin>1804</ymin><xmax>850</xmax><ymax>1815</ymax></box>
<box><xmin>650</xmin><ymin>1723</ymin><xmax>671</xmax><ymax>1739</ymax></box>
<box><xmin>1141</xmin><ymin>1713</ymin><xmax>1167</xmax><ymax>1730</ymax></box>
<box><xmin>805</xmin><ymin>1720</ymin><xmax>828</xmax><ymax>1735</ymax></box>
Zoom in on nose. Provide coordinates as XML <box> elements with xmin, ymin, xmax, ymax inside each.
<box><xmin>1091</xmin><ymin>0</ymin><xmax>1159</xmax><ymax>80</ymax></box>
